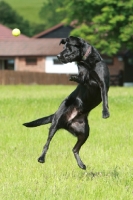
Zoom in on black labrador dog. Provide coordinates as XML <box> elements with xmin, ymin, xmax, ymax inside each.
<box><xmin>58</xmin><ymin>36</ymin><xmax>110</xmax><ymax>118</ymax></box>
<box><xmin>23</xmin><ymin>36</ymin><xmax>110</xmax><ymax>170</ymax></box>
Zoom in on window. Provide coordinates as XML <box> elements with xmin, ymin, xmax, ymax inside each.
<box><xmin>102</xmin><ymin>56</ymin><xmax>113</xmax><ymax>65</ymax></box>
<box><xmin>26</xmin><ymin>58</ymin><xmax>37</xmax><ymax>65</ymax></box>
<box><xmin>45</xmin><ymin>56</ymin><xmax>78</xmax><ymax>74</ymax></box>
<box><xmin>128</xmin><ymin>58</ymin><xmax>133</xmax><ymax>66</ymax></box>
<box><xmin>0</xmin><ymin>60</ymin><xmax>3</xmax><ymax>70</ymax></box>
<box><xmin>5</xmin><ymin>59</ymin><xmax>14</xmax><ymax>70</ymax></box>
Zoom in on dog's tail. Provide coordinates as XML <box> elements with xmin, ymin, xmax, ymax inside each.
<box><xmin>23</xmin><ymin>114</ymin><xmax>54</xmax><ymax>128</ymax></box>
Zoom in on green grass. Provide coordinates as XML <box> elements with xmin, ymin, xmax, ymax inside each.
<box><xmin>4</xmin><ymin>0</ymin><xmax>44</xmax><ymax>24</ymax></box>
<box><xmin>0</xmin><ymin>85</ymin><xmax>133</xmax><ymax>200</ymax></box>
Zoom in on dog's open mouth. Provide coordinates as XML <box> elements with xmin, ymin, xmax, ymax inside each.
<box><xmin>58</xmin><ymin>57</ymin><xmax>71</xmax><ymax>64</ymax></box>
<box><xmin>59</xmin><ymin>59</ymin><xmax>68</xmax><ymax>64</ymax></box>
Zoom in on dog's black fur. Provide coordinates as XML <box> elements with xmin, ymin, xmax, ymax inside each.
<box><xmin>23</xmin><ymin>36</ymin><xmax>110</xmax><ymax>170</ymax></box>
<box><xmin>58</xmin><ymin>36</ymin><xmax>110</xmax><ymax>118</ymax></box>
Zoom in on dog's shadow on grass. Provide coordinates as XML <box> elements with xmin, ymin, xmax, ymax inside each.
<box><xmin>78</xmin><ymin>167</ymin><xmax>119</xmax><ymax>180</ymax></box>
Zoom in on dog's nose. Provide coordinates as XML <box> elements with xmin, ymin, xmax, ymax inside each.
<box><xmin>57</xmin><ymin>54</ymin><xmax>61</xmax><ymax>59</ymax></box>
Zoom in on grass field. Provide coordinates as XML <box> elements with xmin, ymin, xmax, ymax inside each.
<box><xmin>0</xmin><ymin>85</ymin><xmax>133</xmax><ymax>200</ymax></box>
<box><xmin>4</xmin><ymin>0</ymin><xmax>44</xmax><ymax>24</ymax></box>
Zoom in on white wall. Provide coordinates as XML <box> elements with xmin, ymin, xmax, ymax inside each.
<box><xmin>45</xmin><ymin>56</ymin><xmax>78</xmax><ymax>74</ymax></box>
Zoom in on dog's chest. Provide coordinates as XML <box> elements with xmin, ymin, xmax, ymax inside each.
<box><xmin>67</xmin><ymin>108</ymin><xmax>78</xmax><ymax>121</ymax></box>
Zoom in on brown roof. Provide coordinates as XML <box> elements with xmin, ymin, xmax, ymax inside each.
<box><xmin>33</xmin><ymin>23</ymin><xmax>64</xmax><ymax>38</ymax></box>
<box><xmin>0</xmin><ymin>38</ymin><xmax>63</xmax><ymax>56</ymax></box>
<box><xmin>0</xmin><ymin>24</ymin><xmax>29</xmax><ymax>41</ymax></box>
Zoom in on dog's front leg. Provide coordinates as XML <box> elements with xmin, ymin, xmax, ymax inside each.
<box><xmin>101</xmin><ymin>87</ymin><xmax>110</xmax><ymax>118</ymax></box>
<box><xmin>69</xmin><ymin>75</ymin><xmax>80</xmax><ymax>83</ymax></box>
<box><xmin>69</xmin><ymin>72</ymin><xmax>86</xmax><ymax>84</ymax></box>
<box><xmin>96</xmin><ymin>78</ymin><xmax>109</xmax><ymax>118</ymax></box>
<box><xmin>98</xmin><ymin>84</ymin><xmax>110</xmax><ymax>118</ymax></box>
<box><xmin>91</xmin><ymin>70</ymin><xmax>110</xmax><ymax>118</ymax></box>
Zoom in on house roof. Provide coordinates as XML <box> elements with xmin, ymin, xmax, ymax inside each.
<box><xmin>32</xmin><ymin>23</ymin><xmax>73</xmax><ymax>38</ymax></box>
<box><xmin>0</xmin><ymin>38</ymin><xmax>63</xmax><ymax>56</ymax></box>
<box><xmin>33</xmin><ymin>23</ymin><xmax>64</xmax><ymax>38</ymax></box>
<box><xmin>0</xmin><ymin>24</ymin><xmax>29</xmax><ymax>41</ymax></box>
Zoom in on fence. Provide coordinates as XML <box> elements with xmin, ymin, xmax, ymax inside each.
<box><xmin>0</xmin><ymin>70</ymin><xmax>76</xmax><ymax>85</ymax></box>
<box><xmin>0</xmin><ymin>70</ymin><xmax>123</xmax><ymax>86</ymax></box>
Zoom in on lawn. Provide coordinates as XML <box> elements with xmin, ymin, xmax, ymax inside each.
<box><xmin>4</xmin><ymin>0</ymin><xmax>44</xmax><ymax>24</ymax></box>
<box><xmin>0</xmin><ymin>85</ymin><xmax>133</xmax><ymax>200</ymax></box>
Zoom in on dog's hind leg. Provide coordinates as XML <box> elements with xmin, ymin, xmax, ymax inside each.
<box><xmin>38</xmin><ymin>101</ymin><xmax>68</xmax><ymax>163</ymax></box>
<box><xmin>69</xmin><ymin>117</ymin><xmax>89</xmax><ymax>170</ymax></box>
<box><xmin>73</xmin><ymin>133</ymin><xmax>89</xmax><ymax>170</ymax></box>
<box><xmin>38</xmin><ymin>121</ymin><xmax>58</xmax><ymax>163</ymax></box>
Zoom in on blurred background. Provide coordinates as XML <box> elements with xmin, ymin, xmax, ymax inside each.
<box><xmin>1</xmin><ymin>2</ymin><xmax>133</xmax><ymax>199</ymax></box>
<box><xmin>0</xmin><ymin>0</ymin><xmax>133</xmax><ymax>86</ymax></box>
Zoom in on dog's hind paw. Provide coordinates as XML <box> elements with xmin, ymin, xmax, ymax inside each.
<box><xmin>78</xmin><ymin>163</ymin><xmax>86</xmax><ymax>170</ymax></box>
<box><xmin>38</xmin><ymin>157</ymin><xmax>45</xmax><ymax>163</ymax></box>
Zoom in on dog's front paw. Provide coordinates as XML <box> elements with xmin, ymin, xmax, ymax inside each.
<box><xmin>69</xmin><ymin>75</ymin><xmax>84</xmax><ymax>84</ymax></box>
<box><xmin>102</xmin><ymin>110</ymin><xmax>110</xmax><ymax>119</ymax></box>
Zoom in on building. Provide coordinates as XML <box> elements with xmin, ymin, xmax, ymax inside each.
<box><xmin>0</xmin><ymin>24</ymin><xmax>77</xmax><ymax>74</ymax></box>
<box><xmin>33</xmin><ymin>23</ymin><xmax>74</xmax><ymax>39</ymax></box>
<box><xmin>1</xmin><ymin>23</ymin><xmax>132</xmax><ymax>86</ymax></box>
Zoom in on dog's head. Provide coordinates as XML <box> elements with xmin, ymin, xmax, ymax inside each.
<box><xmin>57</xmin><ymin>36</ymin><xmax>92</xmax><ymax>63</ymax></box>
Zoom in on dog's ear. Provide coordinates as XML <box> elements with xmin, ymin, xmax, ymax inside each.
<box><xmin>69</xmin><ymin>36</ymin><xmax>84</xmax><ymax>47</ymax></box>
<box><xmin>59</xmin><ymin>38</ymin><xmax>66</xmax><ymax>45</ymax></box>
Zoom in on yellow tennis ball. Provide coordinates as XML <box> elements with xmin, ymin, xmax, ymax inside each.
<box><xmin>12</xmin><ymin>28</ymin><xmax>21</xmax><ymax>37</ymax></box>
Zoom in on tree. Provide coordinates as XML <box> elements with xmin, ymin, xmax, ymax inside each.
<box><xmin>0</xmin><ymin>1</ymin><xmax>31</xmax><ymax>35</ymax></box>
<box><xmin>39</xmin><ymin>0</ymin><xmax>67</xmax><ymax>29</ymax></box>
<box><xmin>0</xmin><ymin>1</ymin><xmax>45</xmax><ymax>36</ymax></box>
<box><xmin>61</xmin><ymin>0</ymin><xmax>133</xmax><ymax>56</ymax></box>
